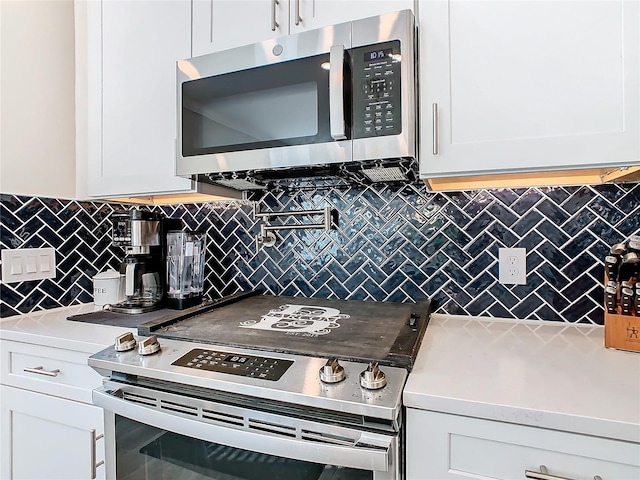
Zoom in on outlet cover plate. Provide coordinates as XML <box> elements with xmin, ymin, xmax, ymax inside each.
<box><xmin>1</xmin><ymin>248</ymin><xmax>56</xmax><ymax>283</ymax></box>
<box><xmin>498</xmin><ymin>248</ymin><xmax>526</xmax><ymax>285</ymax></box>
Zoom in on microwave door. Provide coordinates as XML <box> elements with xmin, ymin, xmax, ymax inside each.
<box><xmin>176</xmin><ymin>24</ymin><xmax>352</xmax><ymax>177</ymax></box>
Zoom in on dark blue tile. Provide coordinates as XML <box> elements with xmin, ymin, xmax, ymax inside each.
<box><xmin>421</xmin><ymin>233</ymin><xmax>448</xmax><ymax>256</ymax></box>
<box><xmin>517</xmin><ymin>231</ymin><xmax>544</xmax><ymax>250</ymax></box>
<box><xmin>466</xmin><ymin>233</ymin><xmax>495</xmax><ymax>257</ymax></box>
<box><xmin>443</xmin><ymin>242</ymin><xmax>471</xmax><ymax>266</ymax></box>
<box><xmin>488</xmin><ymin>222</ymin><xmax>518</xmax><ymax>247</ymax></box>
<box><xmin>588</xmin><ymin>196</ymin><xmax>625</xmax><ymax>225</ymax></box>
<box><xmin>541</xmin><ymin>186</ymin><xmax>571</xmax><ymax>204</ymax></box>
<box><xmin>441</xmin><ymin>300</ymin><xmax>467</xmax><ymax>316</ymax></box>
<box><xmin>466</xmin><ymin>294</ymin><xmax>495</xmax><ymax>316</ymax></box>
<box><xmin>512</xmin><ymin>211</ymin><xmax>543</xmax><ymax>237</ymax></box>
<box><xmin>561</xmin><ymin>186</ymin><xmax>593</xmax><ymax>215</ymax></box>
<box><xmin>400</xmin><ymin>263</ymin><xmax>428</xmax><ymax>286</ymax></box>
<box><xmin>512</xmin><ymin>293</ymin><xmax>543</xmax><ymax>319</ymax></box>
<box><xmin>536</xmin><ymin>286</ymin><xmax>570</xmax><ymax>311</ymax></box>
<box><xmin>616</xmin><ymin>217</ymin><xmax>640</xmax><ymax>238</ymax></box>
<box><xmin>380</xmin><ymin>252</ymin><xmax>408</xmax><ymax>275</ymax></box>
<box><xmin>465</xmin><ymin>254</ymin><xmax>493</xmax><ymax>278</ymax></box>
<box><xmin>511</xmin><ymin>189</ymin><xmax>543</xmax><ymax>215</ymax></box>
<box><xmin>442</xmin><ymin>282</ymin><xmax>472</xmax><ymax>307</ymax></box>
<box><xmin>443</xmin><ymin>224</ymin><xmax>471</xmax><ymax>247</ymax></box>
<box><xmin>489</xmin><ymin>203</ymin><xmax>518</xmax><ymax>227</ymax></box>
<box><xmin>465</xmin><ymin>272</ymin><xmax>494</xmax><ymax>297</ymax></box>
<box><xmin>442</xmin><ymin>203</ymin><xmax>472</xmax><ymax>227</ymax></box>
<box><xmin>561</xmin><ymin>276</ymin><xmax>598</xmax><ymax>302</ymax></box>
<box><xmin>442</xmin><ymin>263</ymin><xmax>472</xmax><ymax>286</ymax></box>
<box><xmin>562</xmin><ymin>231</ymin><xmax>597</xmax><ymax>258</ymax></box>
<box><xmin>423</xmin><ymin>271</ymin><xmax>449</xmax><ymax>295</ymax></box>
<box><xmin>535</xmin><ymin>305</ymin><xmax>563</xmax><ymax>322</ymax></box>
<box><xmin>561</xmin><ymin>296</ymin><xmax>598</xmax><ymax>322</ymax></box>
<box><xmin>538</xmin><ymin>241</ymin><xmax>570</xmax><ymax>267</ymax></box>
<box><xmin>420</xmin><ymin>251</ymin><xmax>448</xmax><ymax>277</ymax></box>
<box><xmin>512</xmin><ymin>272</ymin><xmax>544</xmax><ymax>298</ymax></box>
<box><xmin>536</xmin><ymin>220</ymin><xmax>569</xmax><ymax>247</ymax></box>
<box><xmin>490</xmin><ymin>188</ymin><xmax>520</xmax><ymax>207</ymax></box>
<box><xmin>536</xmin><ymin>263</ymin><xmax>569</xmax><ymax>289</ymax></box>
<box><xmin>488</xmin><ymin>302</ymin><xmax>513</xmax><ymax>318</ymax></box>
<box><xmin>489</xmin><ymin>283</ymin><xmax>520</xmax><ymax>309</ymax></box>
<box><xmin>464</xmin><ymin>212</ymin><xmax>493</xmax><ymax>238</ymax></box>
<box><xmin>615</xmin><ymin>187</ymin><xmax>640</xmax><ymax>213</ymax></box>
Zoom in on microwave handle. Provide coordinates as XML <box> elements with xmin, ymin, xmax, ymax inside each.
<box><xmin>329</xmin><ymin>45</ymin><xmax>347</xmax><ymax>140</ymax></box>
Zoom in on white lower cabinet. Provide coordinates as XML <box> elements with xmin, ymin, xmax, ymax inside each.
<box><xmin>0</xmin><ymin>339</ymin><xmax>106</xmax><ymax>480</ymax></box>
<box><xmin>0</xmin><ymin>385</ymin><xmax>105</xmax><ymax>480</ymax></box>
<box><xmin>406</xmin><ymin>409</ymin><xmax>640</xmax><ymax>480</ymax></box>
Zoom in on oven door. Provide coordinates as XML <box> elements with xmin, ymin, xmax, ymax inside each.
<box><xmin>94</xmin><ymin>383</ymin><xmax>400</xmax><ymax>480</ymax></box>
<box><xmin>176</xmin><ymin>22</ymin><xmax>353</xmax><ymax>178</ymax></box>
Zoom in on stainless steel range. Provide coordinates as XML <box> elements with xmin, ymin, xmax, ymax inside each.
<box><xmin>89</xmin><ymin>291</ymin><xmax>431</xmax><ymax>480</ymax></box>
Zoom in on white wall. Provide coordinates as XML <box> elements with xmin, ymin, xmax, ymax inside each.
<box><xmin>0</xmin><ymin>0</ymin><xmax>76</xmax><ymax>199</ymax></box>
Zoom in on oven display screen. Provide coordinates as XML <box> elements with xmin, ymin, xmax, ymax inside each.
<box><xmin>225</xmin><ymin>355</ymin><xmax>248</xmax><ymax>364</ymax></box>
<box><xmin>364</xmin><ymin>47</ymin><xmax>392</xmax><ymax>62</ymax></box>
<box><xmin>172</xmin><ymin>349</ymin><xmax>293</xmax><ymax>381</ymax></box>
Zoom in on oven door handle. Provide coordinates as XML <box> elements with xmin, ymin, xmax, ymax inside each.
<box><xmin>93</xmin><ymin>386</ymin><xmax>393</xmax><ymax>472</ymax></box>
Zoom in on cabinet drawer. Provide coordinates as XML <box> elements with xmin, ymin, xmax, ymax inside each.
<box><xmin>407</xmin><ymin>409</ymin><xmax>640</xmax><ymax>480</ymax></box>
<box><xmin>0</xmin><ymin>340</ymin><xmax>104</xmax><ymax>404</ymax></box>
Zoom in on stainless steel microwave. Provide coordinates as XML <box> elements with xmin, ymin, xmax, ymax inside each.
<box><xmin>176</xmin><ymin>10</ymin><xmax>416</xmax><ymax>188</ymax></box>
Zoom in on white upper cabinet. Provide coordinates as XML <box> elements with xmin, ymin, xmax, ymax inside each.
<box><xmin>192</xmin><ymin>0</ymin><xmax>290</xmax><ymax>56</ymax></box>
<box><xmin>77</xmin><ymin>0</ymin><xmax>198</xmax><ymax>198</ymax></box>
<box><xmin>193</xmin><ymin>0</ymin><xmax>415</xmax><ymax>56</ymax></box>
<box><xmin>289</xmin><ymin>0</ymin><xmax>415</xmax><ymax>34</ymax></box>
<box><xmin>419</xmin><ymin>0</ymin><xmax>640</xmax><ymax>179</ymax></box>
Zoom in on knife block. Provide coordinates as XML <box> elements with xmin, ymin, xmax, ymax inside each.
<box><xmin>604</xmin><ymin>275</ymin><xmax>640</xmax><ymax>353</ymax></box>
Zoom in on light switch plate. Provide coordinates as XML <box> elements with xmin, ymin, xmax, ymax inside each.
<box><xmin>1</xmin><ymin>248</ymin><xmax>56</xmax><ymax>283</ymax></box>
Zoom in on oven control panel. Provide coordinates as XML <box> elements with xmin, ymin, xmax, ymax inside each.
<box><xmin>172</xmin><ymin>349</ymin><xmax>293</xmax><ymax>381</ymax></box>
<box><xmin>352</xmin><ymin>40</ymin><xmax>402</xmax><ymax>139</ymax></box>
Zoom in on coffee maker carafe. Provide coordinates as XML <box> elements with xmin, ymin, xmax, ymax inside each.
<box><xmin>109</xmin><ymin>210</ymin><xmax>180</xmax><ymax>314</ymax></box>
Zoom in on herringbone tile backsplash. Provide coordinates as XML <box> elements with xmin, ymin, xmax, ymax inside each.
<box><xmin>1</xmin><ymin>182</ymin><xmax>638</xmax><ymax>323</ymax></box>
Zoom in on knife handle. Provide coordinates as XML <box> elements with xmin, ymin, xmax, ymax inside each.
<box><xmin>620</xmin><ymin>288</ymin><xmax>633</xmax><ymax>315</ymax></box>
<box><xmin>605</xmin><ymin>255</ymin><xmax>619</xmax><ymax>283</ymax></box>
<box><xmin>605</xmin><ymin>285</ymin><xmax>618</xmax><ymax>314</ymax></box>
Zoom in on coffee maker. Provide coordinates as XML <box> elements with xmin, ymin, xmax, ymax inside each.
<box><xmin>109</xmin><ymin>210</ymin><xmax>181</xmax><ymax>314</ymax></box>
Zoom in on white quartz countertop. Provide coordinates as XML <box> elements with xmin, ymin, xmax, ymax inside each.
<box><xmin>404</xmin><ymin>314</ymin><xmax>640</xmax><ymax>443</ymax></box>
<box><xmin>0</xmin><ymin>304</ymin><xmax>135</xmax><ymax>353</ymax></box>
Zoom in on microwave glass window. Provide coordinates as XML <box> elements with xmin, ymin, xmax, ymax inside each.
<box><xmin>182</xmin><ymin>54</ymin><xmax>335</xmax><ymax>156</ymax></box>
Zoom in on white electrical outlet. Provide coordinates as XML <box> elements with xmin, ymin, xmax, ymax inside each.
<box><xmin>498</xmin><ymin>248</ymin><xmax>526</xmax><ymax>285</ymax></box>
<box><xmin>1</xmin><ymin>248</ymin><xmax>56</xmax><ymax>283</ymax></box>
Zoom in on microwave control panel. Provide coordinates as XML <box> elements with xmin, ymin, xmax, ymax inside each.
<box><xmin>352</xmin><ymin>40</ymin><xmax>402</xmax><ymax>139</ymax></box>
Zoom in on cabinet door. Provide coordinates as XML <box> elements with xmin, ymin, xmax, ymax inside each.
<box><xmin>290</xmin><ymin>0</ymin><xmax>415</xmax><ymax>34</ymax></box>
<box><xmin>419</xmin><ymin>0</ymin><xmax>639</xmax><ymax>178</ymax></box>
<box><xmin>0</xmin><ymin>385</ymin><xmax>105</xmax><ymax>480</ymax></box>
<box><xmin>406</xmin><ymin>409</ymin><xmax>640</xmax><ymax>480</ymax></box>
<box><xmin>84</xmin><ymin>0</ymin><xmax>194</xmax><ymax>197</ymax></box>
<box><xmin>192</xmin><ymin>0</ymin><xmax>290</xmax><ymax>56</ymax></box>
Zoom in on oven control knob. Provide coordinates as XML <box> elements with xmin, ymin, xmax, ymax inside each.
<box><xmin>319</xmin><ymin>357</ymin><xmax>346</xmax><ymax>384</ymax></box>
<box><xmin>360</xmin><ymin>362</ymin><xmax>387</xmax><ymax>390</ymax></box>
<box><xmin>138</xmin><ymin>335</ymin><xmax>161</xmax><ymax>356</ymax></box>
<box><xmin>114</xmin><ymin>332</ymin><xmax>136</xmax><ymax>352</ymax></box>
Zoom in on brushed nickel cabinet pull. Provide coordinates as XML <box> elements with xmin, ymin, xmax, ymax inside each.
<box><xmin>295</xmin><ymin>0</ymin><xmax>302</xmax><ymax>25</ymax></box>
<box><xmin>91</xmin><ymin>429</ymin><xmax>105</xmax><ymax>479</ymax></box>
<box><xmin>23</xmin><ymin>366</ymin><xmax>60</xmax><ymax>377</ymax></box>
<box><xmin>271</xmin><ymin>0</ymin><xmax>280</xmax><ymax>31</ymax></box>
<box><xmin>432</xmin><ymin>103</ymin><xmax>439</xmax><ymax>155</ymax></box>
<box><xmin>525</xmin><ymin>465</ymin><xmax>602</xmax><ymax>480</ymax></box>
